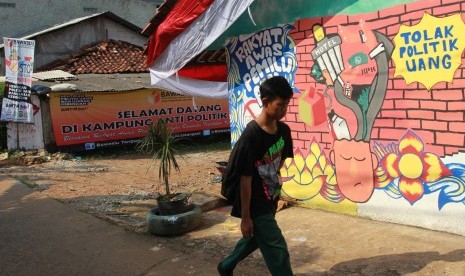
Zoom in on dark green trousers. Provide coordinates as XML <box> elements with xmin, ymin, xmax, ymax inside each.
<box><xmin>220</xmin><ymin>213</ymin><xmax>293</xmax><ymax>276</ymax></box>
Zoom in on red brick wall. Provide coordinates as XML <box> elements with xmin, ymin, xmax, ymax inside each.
<box><xmin>287</xmin><ymin>0</ymin><xmax>465</xmax><ymax>157</ymax></box>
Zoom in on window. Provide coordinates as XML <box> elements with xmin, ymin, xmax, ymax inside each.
<box><xmin>83</xmin><ymin>7</ymin><xmax>97</xmax><ymax>12</ymax></box>
<box><xmin>0</xmin><ymin>3</ymin><xmax>15</xmax><ymax>8</ymax></box>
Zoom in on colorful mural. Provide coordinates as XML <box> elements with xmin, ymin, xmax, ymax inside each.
<box><xmin>374</xmin><ymin>130</ymin><xmax>465</xmax><ymax>209</ymax></box>
<box><xmin>285</xmin><ymin>19</ymin><xmax>394</xmax><ymax>204</ymax></box>
<box><xmin>392</xmin><ymin>13</ymin><xmax>465</xmax><ymax>91</ymax></box>
<box><xmin>226</xmin><ymin>0</ymin><xmax>465</xmax><ymax>235</ymax></box>
<box><xmin>225</xmin><ymin>25</ymin><xmax>298</xmax><ymax>145</ymax></box>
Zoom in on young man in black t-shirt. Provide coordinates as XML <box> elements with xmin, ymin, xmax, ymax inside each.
<box><xmin>218</xmin><ymin>76</ymin><xmax>294</xmax><ymax>276</ymax></box>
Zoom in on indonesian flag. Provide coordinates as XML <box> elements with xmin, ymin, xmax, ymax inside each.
<box><xmin>146</xmin><ymin>0</ymin><xmax>255</xmax><ymax>98</ymax></box>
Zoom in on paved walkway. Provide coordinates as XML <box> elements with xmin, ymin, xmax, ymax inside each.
<box><xmin>0</xmin><ymin>175</ymin><xmax>256</xmax><ymax>275</ymax></box>
<box><xmin>1</xmin><ymin>175</ymin><xmax>465</xmax><ymax>275</ymax></box>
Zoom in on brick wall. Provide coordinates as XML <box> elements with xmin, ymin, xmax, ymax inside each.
<box><xmin>288</xmin><ymin>0</ymin><xmax>465</xmax><ymax>157</ymax></box>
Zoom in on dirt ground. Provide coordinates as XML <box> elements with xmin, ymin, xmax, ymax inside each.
<box><xmin>0</xmin><ymin>136</ymin><xmax>232</xmax><ymax>225</ymax></box>
<box><xmin>4</xmin><ymin>137</ymin><xmax>465</xmax><ymax>275</ymax></box>
<box><xmin>0</xmin><ymin>136</ymin><xmax>278</xmax><ymax>272</ymax></box>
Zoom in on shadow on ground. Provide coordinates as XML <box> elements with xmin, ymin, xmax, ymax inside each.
<box><xmin>325</xmin><ymin>249</ymin><xmax>465</xmax><ymax>275</ymax></box>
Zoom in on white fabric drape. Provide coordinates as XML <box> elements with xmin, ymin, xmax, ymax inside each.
<box><xmin>149</xmin><ymin>0</ymin><xmax>255</xmax><ymax>97</ymax></box>
<box><xmin>152</xmin><ymin>74</ymin><xmax>228</xmax><ymax>99</ymax></box>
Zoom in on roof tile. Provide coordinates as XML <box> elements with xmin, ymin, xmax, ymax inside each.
<box><xmin>37</xmin><ymin>39</ymin><xmax>148</xmax><ymax>74</ymax></box>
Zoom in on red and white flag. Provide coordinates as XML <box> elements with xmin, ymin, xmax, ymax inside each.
<box><xmin>146</xmin><ymin>0</ymin><xmax>255</xmax><ymax>98</ymax></box>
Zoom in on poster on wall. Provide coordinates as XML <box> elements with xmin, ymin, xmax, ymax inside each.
<box><xmin>225</xmin><ymin>24</ymin><xmax>298</xmax><ymax>145</ymax></box>
<box><xmin>1</xmin><ymin>38</ymin><xmax>35</xmax><ymax>123</ymax></box>
<box><xmin>49</xmin><ymin>89</ymin><xmax>230</xmax><ymax>151</ymax></box>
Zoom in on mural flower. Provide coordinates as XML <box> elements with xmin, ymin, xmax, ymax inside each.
<box><xmin>281</xmin><ymin>139</ymin><xmax>344</xmax><ymax>202</ymax></box>
<box><xmin>375</xmin><ymin>131</ymin><xmax>451</xmax><ymax>204</ymax></box>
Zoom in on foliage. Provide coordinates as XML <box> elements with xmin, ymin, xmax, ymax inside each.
<box><xmin>136</xmin><ymin>119</ymin><xmax>183</xmax><ymax>196</ymax></box>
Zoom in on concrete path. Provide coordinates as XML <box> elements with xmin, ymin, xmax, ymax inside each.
<box><xmin>1</xmin><ymin>174</ymin><xmax>465</xmax><ymax>275</ymax></box>
<box><xmin>0</xmin><ymin>175</ymin><xmax>254</xmax><ymax>275</ymax></box>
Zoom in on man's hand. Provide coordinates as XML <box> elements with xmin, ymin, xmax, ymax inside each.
<box><xmin>241</xmin><ymin>217</ymin><xmax>253</xmax><ymax>238</ymax></box>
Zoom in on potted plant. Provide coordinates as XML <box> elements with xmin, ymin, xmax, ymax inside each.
<box><xmin>137</xmin><ymin>119</ymin><xmax>202</xmax><ymax>235</ymax></box>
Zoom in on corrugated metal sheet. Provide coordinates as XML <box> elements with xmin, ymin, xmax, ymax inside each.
<box><xmin>0</xmin><ymin>70</ymin><xmax>76</xmax><ymax>83</ymax></box>
<box><xmin>33</xmin><ymin>70</ymin><xmax>76</xmax><ymax>81</ymax></box>
<box><xmin>33</xmin><ymin>73</ymin><xmax>151</xmax><ymax>92</ymax></box>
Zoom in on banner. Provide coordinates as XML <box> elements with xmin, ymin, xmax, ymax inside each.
<box><xmin>1</xmin><ymin>38</ymin><xmax>35</xmax><ymax>123</ymax></box>
<box><xmin>49</xmin><ymin>89</ymin><xmax>230</xmax><ymax>151</ymax></box>
<box><xmin>225</xmin><ymin>25</ymin><xmax>298</xmax><ymax>145</ymax></box>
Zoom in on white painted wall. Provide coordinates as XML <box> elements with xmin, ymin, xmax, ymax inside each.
<box><xmin>359</xmin><ymin>190</ymin><xmax>465</xmax><ymax>236</ymax></box>
<box><xmin>359</xmin><ymin>152</ymin><xmax>465</xmax><ymax>236</ymax></box>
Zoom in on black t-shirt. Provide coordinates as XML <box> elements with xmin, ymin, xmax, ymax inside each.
<box><xmin>231</xmin><ymin>120</ymin><xmax>294</xmax><ymax>218</ymax></box>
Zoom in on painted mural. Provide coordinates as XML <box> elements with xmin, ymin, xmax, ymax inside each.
<box><xmin>374</xmin><ymin>130</ymin><xmax>465</xmax><ymax>209</ymax></box>
<box><xmin>392</xmin><ymin>13</ymin><xmax>465</xmax><ymax>91</ymax></box>
<box><xmin>285</xmin><ymin>12</ymin><xmax>465</xmax><ymax>213</ymax></box>
<box><xmin>226</xmin><ymin>0</ymin><xmax>465</xmax><ymax>235</ymax></box>
<box><xmin>225</xmin><ymin>25</ymin><xmax>298</xmax><ymax>145</ymax></box>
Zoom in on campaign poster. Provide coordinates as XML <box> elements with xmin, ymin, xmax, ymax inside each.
<box><xmin>49</xmin><ymin>89</ymin><xmax>230</xmax><ymax>151</ymax></box>
<box><xmin>1</xmin><ymin>38</ymin><xmax>35</xmax><ymax>123</ymax></box>
<box><xmin>225</xmin><ymin>25</ymin><xmax>298</xmax><ymax>145</ymax></box>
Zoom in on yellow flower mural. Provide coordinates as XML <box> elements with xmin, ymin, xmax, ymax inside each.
<box><xmin>375</xmin><ymin>131</ymin><xmax>451</xmax><ymax>204</ymax></box>
<box><xmin>280</xmin><ymin>139</ymin><xmax>343</xmax><ymax>202</ymax></box>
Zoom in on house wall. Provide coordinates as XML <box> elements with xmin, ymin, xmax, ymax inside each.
<box><xmin>0</xmin><ymin>0</ymin><xmax>160</xmax><ymax>39</ymax></box>
<box><xmin>0</xmin><ymin>16</ymin><xmax>146</xmax><ymax>75</ymax></box>
<box><xmin>105</xmin><ymin>20</ymin><xmax>147</xmax><ymax>47</ymax></box>
<box><xmin>227</xmin><ymin>0</ymin><xmax>465</xmax><ymax>236</ymax></box>
<box><xmin>32</xmin><ymin>16</ymin><xmax>146</xmax><ymax>69</ymax></box>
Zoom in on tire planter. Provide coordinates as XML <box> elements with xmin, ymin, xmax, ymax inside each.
<box><xmin>147</xmin><ymin>205</ymin><xmax>202</xmax><ymax>236</ymax></box>
<box><xmin>157</xmin><ymin>193</ymin><xmax>192</xmax><ymax>215</ymax></box>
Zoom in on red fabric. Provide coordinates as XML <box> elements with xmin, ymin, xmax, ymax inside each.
<box><xmin>178</xmin><ymin>64</ymin><xmax>227</xmax><ymax>82</ymax></box>
<box><xmin>146</xmin><ymin>0</ymin><xmax>215</xmax><ymax>67</ymax></box>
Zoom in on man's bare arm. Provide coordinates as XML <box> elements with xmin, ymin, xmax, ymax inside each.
<box><xmin>240</xmin><ymin>175</ymin><xmax>253</xmax><ymax>238</ymax></box>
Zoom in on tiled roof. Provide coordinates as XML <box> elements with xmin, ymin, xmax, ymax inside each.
<box><xmin>37</xmin><ymin>40</ymin><xmax>148</xmax><ymax>74</ymax></box>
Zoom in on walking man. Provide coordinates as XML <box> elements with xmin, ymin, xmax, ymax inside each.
<box><xmin>218</xmin><ymin>76</ymin><xmax>294</xmax><ymax>276</ymax></box>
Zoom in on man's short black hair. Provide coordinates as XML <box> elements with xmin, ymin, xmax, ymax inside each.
<box><xmin>259</xmin><ymin>76</ymin><xmax>294</xmax><ymax>101</ymax></box>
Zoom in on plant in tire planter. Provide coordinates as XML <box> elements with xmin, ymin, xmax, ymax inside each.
<box><xmin>137</xmin><ymin>119</ymin><xmax>201</xmax><ymax>235</ymax></box>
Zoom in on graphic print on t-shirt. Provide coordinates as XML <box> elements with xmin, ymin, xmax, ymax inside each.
<box><xmin>256</xmin><ymin>136</ymin><xmax>286</xmax><ymax>201</ymax></box>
